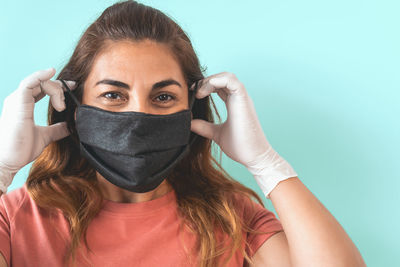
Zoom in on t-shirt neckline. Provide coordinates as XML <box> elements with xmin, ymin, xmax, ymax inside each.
<box><xmin>99</xmin><ymin>189</ymin><xmax>176</xmax><ymax>217</ymax></box>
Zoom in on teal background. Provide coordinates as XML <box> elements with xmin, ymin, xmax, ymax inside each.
<box><xmin>1</xmin><ymin>0</ymin><xmax>399</xmax><ymax>265</ymax></box>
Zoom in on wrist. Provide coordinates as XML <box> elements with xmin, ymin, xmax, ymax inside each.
<box><xmin>252</xmin><ymin>171</ymin><xmax>298</xmax><ymax>199</ymax></box>
<box><xmin>246</xmin><ymin>148</ymin><xmax>298</xmax><ymax>199</ymax></box>
<box><xmin>0</xmin><ymin>161</ymin><xmax>19</xmax><ymax>194</ymax></box>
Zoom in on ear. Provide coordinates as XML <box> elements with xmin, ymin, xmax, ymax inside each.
<box><xmin>74</xmin><ymin>109</ymin><xmax>77</xmax><ymax>121</ymax></box>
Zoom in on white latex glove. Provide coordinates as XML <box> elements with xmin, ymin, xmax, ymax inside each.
<box><xmin>0</xmin><ymin>68</ymin><xmax>77</xmax><ymax>193</ymax></box>
<box><xmin>190</xmin><ymin>72</ymin><xmax>298</xmax><ymax>198</ymax></box>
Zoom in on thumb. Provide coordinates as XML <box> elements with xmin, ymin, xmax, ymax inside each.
<box><xmin>191</xmin><ymin>119</ymin><xmax>219</xmax><ymax>140</ymax></box>
<box><xmin>38</xmin><ymin>122</ymin><xmax>71</xmax><ymax>146</ymax></box>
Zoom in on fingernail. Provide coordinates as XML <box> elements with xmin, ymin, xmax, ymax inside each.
<box><xmin>191</xmin><ymin>80</ymin><xmax>201</xmax><ymax>90</ymax></box>
<box><xmin>66</xmin><ymin>80</ymin><xmax>76</xmax><ymax>86</ymax></box>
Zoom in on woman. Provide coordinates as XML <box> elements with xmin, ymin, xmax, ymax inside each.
<box><xmin>0</xmin><ymin>1</ymin><xmax>366</xmax><ymax>266</ymax></box>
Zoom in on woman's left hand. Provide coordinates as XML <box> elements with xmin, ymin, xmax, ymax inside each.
<box><xmin>190</xmin><ymin>72</ymin><xmax>297</xmax><ymax>197</ymax></box>
<box><xmin>190</xmin><ymin>72</ymin><xmax>271</xmax><ymax>167</ymax></box>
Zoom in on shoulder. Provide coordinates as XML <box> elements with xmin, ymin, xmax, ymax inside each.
<box><xmin>229</xmin><ymin>191</ymin><xmax>284</xmax><ymax>258</ymax></box>
<box><xmin>0</xmin><ymin>184</ymin><xmax>28</xmax><ymax>222</ymax></box>
<box><xmin>0</xmin><ymin>183</ymin><xmax>66</xmax><ymax>236</ymax></box>
<box><xmin>0</xmin><ymin>183</ymin><xmax>52</xmax><ymax>224</ymax></box>
<box><xmin>229</xmin><ymin>192</ymin><xmax>268</xmax><ymax>219</ymax></box>
<box><xmin>229</xmin><ymin>191</ymin><xmax>283</xmax><ymax>232</ymax></box>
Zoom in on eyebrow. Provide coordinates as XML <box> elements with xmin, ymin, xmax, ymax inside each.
<box><xmin>95</xmin><ymin>78</ymin><xmax>182</xmax><ymax>91</ymax></box>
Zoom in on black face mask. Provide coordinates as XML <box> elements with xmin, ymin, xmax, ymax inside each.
<box><xmin>60</xmin><ymin>79</ymin><xmax>199</xmax><ymax>193</ymax></box>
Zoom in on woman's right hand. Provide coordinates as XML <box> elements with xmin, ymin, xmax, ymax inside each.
<box><xmin>0</xmin><ymin>68</ymin><xmax>77</xmax><ymax>193</ymax></box>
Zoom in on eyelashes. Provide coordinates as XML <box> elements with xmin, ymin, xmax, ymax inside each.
<box><xmin>100</xmin><ymin>91</ymin><xmax>176</xmax><ymax>104</ymax></box>
<box><xmin>155</xmin><ymin>93</ymin><xmax>175</xmax><ymax>102</ymax></box>
<box><xmin>101</xmin><ymin>92</ymin><xmax>124</xmax><ymax>101</ymax></box>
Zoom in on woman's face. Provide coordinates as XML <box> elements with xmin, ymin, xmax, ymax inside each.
<box><xmin>82</xmin><ymin>39</ymin><xmax>188</xmax><ymax>114</ymax></box>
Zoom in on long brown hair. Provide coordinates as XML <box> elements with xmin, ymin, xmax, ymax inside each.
<box><xmin>27</xmin><ymin>1</ymin><xmax>275</xmax><ymax>266</ymax></box>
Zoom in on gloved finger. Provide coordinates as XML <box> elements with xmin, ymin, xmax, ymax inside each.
<box><xmin>54</xmin><ymin>80</ymin><xmax>77</xmax><ymax>92</ymax></box>
<box><xmin>37</xmin><ymin>121</ymin><xmax>70</xmax><ymax>146</ymax></box>
<box><xmin>33</xmin><ymin>80</ymin><xmax>77</xmax><ymax>104</ymax></box>
<box><xmin>190</xmin><ymin>75</ymin><xmax>218</xmax><ymax>99</ymax></box>
<box><xmin>208</xmin><ymin>74</ymin><xmax>246</xmax><ymax>96</ymax></box>
<box><xmin>18</xmin><ymin>67</ymin><xmax>56</xmax><ymax>92</ymax></box>
<box><xmin>33</xmin><ymin>89</ymin><xmax>46</xmax><ymax>103</ymax></box>
<box><xmin>39</xmin><ymin>80</ymin><xmax>76</xmax><ymax>112</ymax></box>
<box><xmin>15</xmin><ymin>68</ymin><xmax>57</xmax><ymax>108</ymax></box>
<box><xmin>191</xmin><ymin>72</ymin><xmax>244</xmax><ymax>100</ymax></box>
<box><xmin>33</xmin><ymin>80</ymin><xmax>77</xmax><ymax>101</ymax></box>
<box><xmin>190</xmin><ymin>119</ymin><xmax>220</xmax><ymax>141</ymax></box>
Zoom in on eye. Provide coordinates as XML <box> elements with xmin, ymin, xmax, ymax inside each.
<box><xmin>101</xmin><ymin>91</ymin><xmax>126</xmax><ymax>101</ymax></box>
<box><xmin>154</xmin><ymin>93</ymin><xmax>176</xmax><ymax>104</ymax></box>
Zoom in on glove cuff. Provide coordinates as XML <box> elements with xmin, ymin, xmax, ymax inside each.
<box><xmin>0</xmin><ymin>161</ymin><xmax>19</xmax><ymax>194</ymax></box>
<box><xmin>246</xmin><ymin>148</ymin><xmax>298</xmax><ymax>199</ymax></box>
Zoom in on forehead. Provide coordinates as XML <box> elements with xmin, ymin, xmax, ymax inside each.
<box><xmin>87</xmin><ymin>39</ymin><xmax>185</xmax><ymax>85</ymax></box>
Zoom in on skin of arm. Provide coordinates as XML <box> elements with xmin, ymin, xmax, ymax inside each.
<box><xmin>251</xmin><ymin>177</ymin><xmax>366</xmax><ymax>267</ymax></box>
<box><xmin>0</xmin><ymin>253</ymin><xmax>6</xmax><ymax>267</ymax></box>
<box><xmin>0</xmin><ymin>191</ymin><xmax>7</xmax><ymax>266</ymax></box>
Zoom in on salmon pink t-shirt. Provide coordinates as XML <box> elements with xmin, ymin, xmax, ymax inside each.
<box><xmin>0</xmin><ymin>183</ymin><xmax>283</xmax><ymax>266</ymax></box>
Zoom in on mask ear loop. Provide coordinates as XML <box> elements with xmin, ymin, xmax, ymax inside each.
<box><xmin>60</xmin><ymin>79</ymin><xmax>80</xmax><ymax>106</ymax></box>
<box><xmin>189</xmin><ymin>80</ymin><xmax>199</xmax><ymax>110</ymax></box>
<box><xmin>188</xmin><ymin>80</ymin><xmax>201</xmax><ymax>148</ymax></box>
